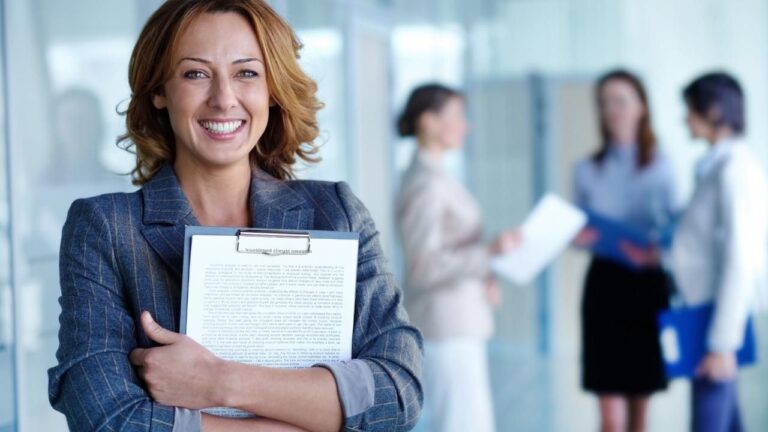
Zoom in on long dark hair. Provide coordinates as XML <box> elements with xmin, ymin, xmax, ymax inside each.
<box><xmin>397</xmin><ymin>83</ymin><xmax>463</xmax><ymax>137</ymax></box>
<box><xmin>594</xmin><ymin>69</ymin><xmax>657</xmax><ymax>168</ymax></box>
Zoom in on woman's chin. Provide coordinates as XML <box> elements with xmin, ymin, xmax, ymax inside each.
<box><xmin>192</xmin><ymin>152</ymin><xmax>252</xmax><ymax>170</ymax></box>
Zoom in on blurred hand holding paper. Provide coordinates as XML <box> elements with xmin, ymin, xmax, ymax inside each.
<box><xmin>491</xmin><ymin>194</ymin><xmax>587</xmax><ymax>285</ymax></box>
<box><xmin>582</xmin><ymin>211</ymin><xmax>652</xmax><ymax>269</ymax></box>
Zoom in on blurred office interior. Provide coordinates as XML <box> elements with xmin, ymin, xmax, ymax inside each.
<box><xmin>2</xmin><ymin>0</ymin><xmax>768</xmax><ymax>430</ymax></box>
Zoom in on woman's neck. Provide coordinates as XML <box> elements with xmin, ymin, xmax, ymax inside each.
<box><xmin>416</xmin><ymin>137</ymin><xmax>445</xmax><ymax>161</ymax></box>
<box><xmin>708</xmin><ymin>128</ymin><xmax>737</xmax><ymax>147</ymax></box>
<box><xmin>609</xmin><ymin>133</ymin><xmax>637</xmax><ymax>148</ymax></box>
<box><xmin>174</xmin><ymin>156</ymin><xmax>252</xmax><ymax>227</ymax></box>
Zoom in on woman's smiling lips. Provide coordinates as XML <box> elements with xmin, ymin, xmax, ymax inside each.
<box><xmin>198</xmin><ymin>119</ymin><xmax>247</xmax><ymax>140</ymax></box>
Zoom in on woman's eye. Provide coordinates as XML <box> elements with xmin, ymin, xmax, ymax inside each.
<box><xmin>183</xmin><ymin>70</ymin><xmax>207</xmax><ymax>80</ymax></box>
<box><xmin>238</xmin><ymin>69</ymin><xmax>259</xmax><ymax>78</ymax></box>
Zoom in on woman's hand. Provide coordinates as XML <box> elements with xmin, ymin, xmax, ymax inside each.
<box><xmin>696</xmin><ymin>352</ymin><xmax>737</xmax><ymax>381</ymax></box>
<box><xmin>130</xmin><ymin>311</ymin><xmax>225</xmax><ymax>409</ymax></box>
<box><xmin>484</xmin><ymin>277</ymin><xmax>502</xmax><ymax>309</ymax></box>
<box><xmin>130</xmin><ymin>312</ymin><xmax>342</xmax><ymax>431</ymax></box>
<box><xmin>572</xmin><ymin>227</ymin><xmax>599</xmax><ymax>248</ymax></box>
<box><xmin>619</xmin><ymin>241</ymin><xmax>661</xmax><ymax>267</ymax></box>
<box><xmin>490</xmin><ymin>230</ymin><xmax>522</xmax><ymax>255</ymax></box>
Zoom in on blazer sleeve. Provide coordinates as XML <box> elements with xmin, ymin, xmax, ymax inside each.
<box><xmin>333</xmin><ymin>182</ymin><xmax>424</xmax><ymax>431</ymax></box>
<box><xmin>397</xmin><ymin>177</ymin><xmax>490</xmax><ymax>291</ymax></box>
<box><xmin>708</xmin><ymin>160</ymin><xmax>755</xmax><ymax>352</ymax></box>
<box><xmin>47</xmin><ymin>198</ymin><xmax>176</xmax><ymax>432</ymax></box>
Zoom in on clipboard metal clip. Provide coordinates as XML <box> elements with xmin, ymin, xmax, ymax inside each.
<box><xmin>236</xmin><ymin>229</ymin><xmax>312</xmax><ymax>256</ymax></box>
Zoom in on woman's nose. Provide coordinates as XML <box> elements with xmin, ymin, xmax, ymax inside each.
<box><xmin>207</xmin><ymin>77</ymin><xmax>238</xmax><ymax>111</ymax></box>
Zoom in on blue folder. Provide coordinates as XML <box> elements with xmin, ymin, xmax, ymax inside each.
<box><xmin>657</xmin><ymin>303</ymin><xmax>757</xmax><ymax>379</ymax></box>
<box><xmin>582</xmin><ymin>211</ymin><xmax>653</xmax><ymax>269</ymax></box>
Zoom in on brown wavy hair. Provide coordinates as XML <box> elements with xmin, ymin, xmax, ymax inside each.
<box><xmin>594</xmin><ymin>69</ymin><xmax>656</xmax><ymax>168</ymax></box>
<box><xmin>117</xmin><ymin>0</ymin><xmax>322</xmax><ymax>185</ymax></box>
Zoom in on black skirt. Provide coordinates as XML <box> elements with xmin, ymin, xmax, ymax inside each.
<box><xmin>581</xmin><ymin>257</ymin><xmax>671</xmax><ymax>395</ymax></box>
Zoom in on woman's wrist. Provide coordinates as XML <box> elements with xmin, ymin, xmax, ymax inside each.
<box><xmin>211</xmin><ymin>360</ymin><xmax>242</xmax><ymax>409</ymax></box>
<box><xmin>205</xmin><ymin>362</ymin><xmax>342</xmax><ymax>431</ymax></box>
<box><xmin>214</xmin><ymin>361</ymin><xmax>269</xmax><ymax>412</ymax></box>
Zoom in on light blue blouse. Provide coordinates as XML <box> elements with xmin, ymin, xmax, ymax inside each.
<box><xmin>574</xmin><ymin>144</ymin><xmax>680</xmax><ymax>233</ymax></box>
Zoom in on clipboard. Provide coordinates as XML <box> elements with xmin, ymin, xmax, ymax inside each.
<box><xmin>180</xmin><ymin>226</ymin><xmax>359</xmax><ymax>333</ymax></box>
<box><xmin>658</xmin><ymin>303</ymin><xmax>757</xmax><ymax>379</ymax></box>
<box><xmin>179</xmin><ymin>226</ymin><xmax>359</xmax><ymax>417</ymax></box>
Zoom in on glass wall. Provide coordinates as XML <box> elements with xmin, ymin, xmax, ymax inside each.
<box><xmin>4</xmin><ymin>0</ymin><xmax>152</xmax><ymax>429</ymax></box>
<box><xmin>0</xmin><ymin>2</ymin><xmax>17</xmax><ymax>430</ymax></box>
<box><xmin>283</xmin><ymin>0</ymin><xmax>349</xmax><ymax>184</ymax></box>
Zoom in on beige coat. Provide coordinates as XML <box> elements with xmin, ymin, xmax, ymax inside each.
<box><xmin>396</xmin><ymin>150</ymin><xmax>493</xmax><ymax>339</ymax></box>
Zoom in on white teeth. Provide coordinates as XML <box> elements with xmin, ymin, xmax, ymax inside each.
<box><xmin>200</xmin><ymin>120</ymin><xmax>243</xmax><ymax>134</ymax></box>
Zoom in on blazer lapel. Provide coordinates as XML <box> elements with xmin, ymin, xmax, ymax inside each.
<box><xmin>250</xmin><ymin>169</ymin><xmax>314</xmax><ymax>230</ymax></box>
<box><xmin>141</xmin><ymin>165</ymin><xmax>315</xmax><ymax>277</ymax></box>
<box><xmin>140</xmin><ymin>164</ymin><xmax>198</xmax><ymax>279</ymax></box>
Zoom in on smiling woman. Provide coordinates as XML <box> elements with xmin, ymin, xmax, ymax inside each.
<box><xmin>119</xmin><ymin>0</ymin><xmax>322</xmax><ymax>185</ymax></box>
<box><xmin>47</xmin><ymin>1</ymin><xmax>423</xmax><ymax>432</ymax></box>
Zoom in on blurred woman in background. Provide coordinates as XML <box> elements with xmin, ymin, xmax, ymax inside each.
<box><xmin>396</xmin><ymin>83</ymin><xmax>518</xmax><ymax>432</ymax></box>
<box><xmin>672</xmin><ymin>72</ymin><xmax>768</xmax><ymax>432</ymax></box>
<box><xmin>573</xmin><ymin>70</ymin><xmax>679</xmax><ymax>432</ymax></box>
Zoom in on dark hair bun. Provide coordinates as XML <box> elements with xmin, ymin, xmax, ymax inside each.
<box><xmin>396</xmin><ymin>83</ymin><xmax>462</xmax><ymax>138</ymax></box>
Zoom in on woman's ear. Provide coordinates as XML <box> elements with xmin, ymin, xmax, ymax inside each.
<box><xmin>417</xmin><ymin>112</ymin><xmax>435</xmax><ymax>136</ymax></box>
<box><xmin>269</xmin><ymin>97</ymin><xmax>277</xmax><ymax>108</ymax></box>
<box><xmin>706</xmin><ymin>105</ymin><xmax>724</xmax><ymax>127</ymax></box>
<box><xmin>152</xmin><ymin>91</ymin><xmax>167</xmax><ymax>110</ymax></box>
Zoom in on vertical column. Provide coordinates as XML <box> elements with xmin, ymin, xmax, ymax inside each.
<box><xmin>529</xmin><ymin>73</ymin><xmax>553</xmax><ymax>356</ymax></box>
<box><xmin>0</xmin><ymin>0</ymin><xmax>19</xmax><ymax>429</ymax></box>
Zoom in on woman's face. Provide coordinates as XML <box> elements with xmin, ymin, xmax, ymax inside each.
<box><xmin>153</xmin><ymin>12</ymin><xmax>270</xmax><ymax>170</ymax></box>
<box><xmin>598</xmin><ymin>79</ymin><xmax>646</xmax><ymax>143</ymax></box>
<box><xmin>685</xmin><ymin>105</ymin><xmax>714</xmax><ymax>141</ymax></box>
<box><xmin>422</xmin><ymin>96</ymin><xmax>468</xmax><ymax>151</ymax></box>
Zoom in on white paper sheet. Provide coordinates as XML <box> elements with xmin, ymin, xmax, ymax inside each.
<box><xmin>491</xmin><ymin>194</ymin><xmax>587</xmax><ymax>285</ymax></box>
<box><xmin>184</xmin><ymin>233</ymin><xmax>358</xmax><ymax>417</ymax></box>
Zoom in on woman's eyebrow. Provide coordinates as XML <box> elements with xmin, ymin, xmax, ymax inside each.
<box><xmin>177</xmin><ymin>57</ymin><xmax>263</xmax><ymax>65</ymax></box>
<box><xmin>233</xmin><ymin>57</ymin><xmax>263</xmax><ymax>65</ymax></box>
<box><xmin>178</xmin><ymin>57</ymin><xmax>210</xmax><ymax>65</ymax></box>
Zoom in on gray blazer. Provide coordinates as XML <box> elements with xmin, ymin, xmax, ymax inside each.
<box><xmin>48</xmin><ymin>164</ymin><xmax>423</xmax><ymax>431</ymax></box>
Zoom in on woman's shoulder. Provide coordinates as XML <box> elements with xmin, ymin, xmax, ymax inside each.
<box><xmin>70</xmin><ymin>190</ymin><xmax>140</xmax><ymax>210</ymax></box>
<box><xmin>282</xmin><ymin>178</ymin><xmax>345</xmax><ymax>206</ymax></box>
<box><xmin>574</xmin><ymin>156</ymin><xmax>597</xmax><ymax>180</ymax></box>
<box><xmin>721</xmin><ymin>144</ymin><xmax>767</xmax><ymax>184</ymax></box>
<box><xmin>282</xmin><ymin>179</ymin><xmax>368</xmax><ymax>229</ymax></box>
<box><xmin>282</xmin><ymin>177</ymin><xmax>338</xmax><ymax>192</ymax></box>
<box><xmin>400</xmin><ymin>163</ymin><xmax>445</xmax><ymax>194</ymax></box>
<box><xmin>58</xmin><ymin>191</ymin><xmax>143</xmax><ymax>258</ymax></box>
<box><xmin>65</xmin><ymin>190</ymin><xmax>142</xmax><ymax>226</ymax></box>
<box><xmin>651</xmin><ymin>149</ymin><xmax>673</xmax><ymax>166</ymax></box>
<box><xmin>646</xmin><ymin>150</ymin><xmax>676</xmax><ymax>179</ymax></box>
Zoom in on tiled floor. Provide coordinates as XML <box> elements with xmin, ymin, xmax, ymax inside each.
<box><xmin>414</xmin><ymin>315</ymin><xmax>768</xmax><ymax>432</ymax></box>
